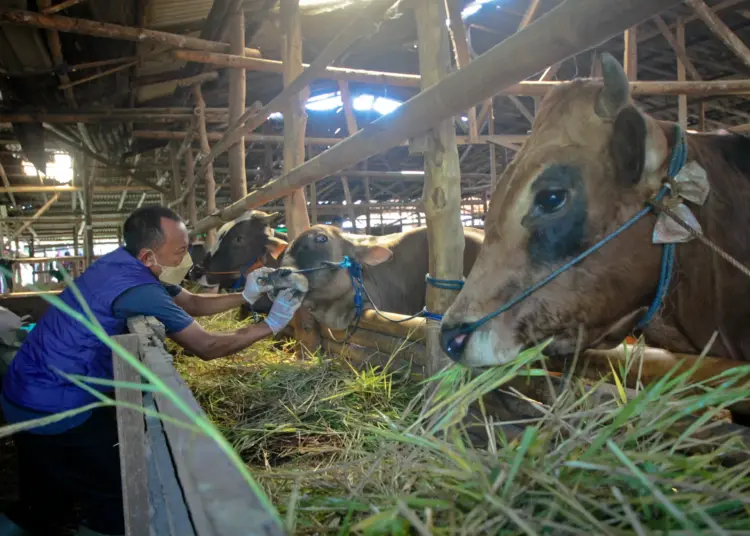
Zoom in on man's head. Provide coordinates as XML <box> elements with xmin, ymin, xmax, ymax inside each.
<box><xmin>123</xmin><ymin>205</ymin><xmax>191</xmax><ymax>282</ymax></box>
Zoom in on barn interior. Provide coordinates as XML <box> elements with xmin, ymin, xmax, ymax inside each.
<box><xmin>3</xmin><ymin>0</ymin><xmax>750</xmax><ymax>534</ymax></box>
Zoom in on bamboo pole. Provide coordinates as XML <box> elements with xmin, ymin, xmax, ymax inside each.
<box><xmin>9</xmin><ymin>194</ymin><xmax>61</xmax><ymax>240</ymax></box>
<box><xmin>190</xmin><ymin>0</ymin><xmax>682</xmax><ymax>236</ymax></box>
<box><xmin>281</xmin><ymin>0</ymin><xmax>319</xmax><ymax>356</ymax></box>
<box><xmin>0</xmin><ymin>8</ymin><xmax>262</xmax><ymax>58</ymax></box>
<box><xmin>41</xmin><ymin>0</ymin><xmax>87</xmax><ymax>15</ymax></box>
<box><xmin>624</xmin><ymin>26</ymin><xmax>638</xmax><ymax>80</ymax></box>
<box><xmin>174</xmin><ymin>49</ymin><xmax>419</xmax><ymax>87</ymax></box>
<box><xmin>228</xmin><ymin>8</ymin><xmax>247</xmax><ymax>201</ymax></box>
<box><xmin>83</xmin><ymin>159</ymin><xmax>94</xmax><ymax>268</ymax></box>
<box><xmin>0</xmin><ymin>185</ymin><xmax>152</xmax><ymax>193</ymax></box>
<box><xmin>446</xmin><ymin>0</ymin><xmax>477</xmax><ymax>141</ymax></box>
<box><xmin>685</xmin><ymin>0</ymin><xmax>750</xmax><ymax>70</ymax></box>
<box><xmin>193</xmin><ymin>84</ymin><xmax>217</xmax><ymax>247</ymax></box>
<box><xmin>169</xmin><ymin>142</ymin><xmax>182</xmax><ymax>215</ymax></box>
<box><xmin>677</xmin><ymin>19</ymin><xmax>688</xmax><ymax>129</ymax></box>
<box><xmin>187</xmin><ymin>0</ymin><xmax>402</xmax><ymax>194</ymax></box>
<box><xmin>414</xmin><ymin>0</ymin><xmax>464</xmax><ymax>377</ymax></box>
<box><xmin>185</xmin><ymin>149</ymin><xmax>198</xmax><ymax>226</ymax></box>
<box><xmin>338</xmin><ymin>80</ymin><xmax>359</xmax><ymax>231</ymax></box>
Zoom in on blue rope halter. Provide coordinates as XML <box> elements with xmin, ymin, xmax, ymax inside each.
<box><xmin>454</xmin><ymin>124</ymin><xmax>688</xmax><ymax>338</ymax></box>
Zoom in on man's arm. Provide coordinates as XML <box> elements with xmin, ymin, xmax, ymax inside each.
<box><xmin>170</xmin><ymin>320</ymin><xmax>273</xmax><ymax>360</ymax></box>
<box><xmin>172</xmin><ymin>288</ymin><xmax>247</xmax><ymax>317</ymax></box>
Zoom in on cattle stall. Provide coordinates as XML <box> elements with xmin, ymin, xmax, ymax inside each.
<box><xmin>4</xmin><ymin>0</ymin><xmax>750</xmax><ymax>532</ymax></box>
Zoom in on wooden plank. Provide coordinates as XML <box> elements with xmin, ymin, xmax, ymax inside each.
<box><xmin>414</xmin><ymin>0</ymin><xmax>464</xmax><ymax>376</ymax></box>
<box><xmin>143</xmin><ymin>392</ymin><xmax>197</xmax><ymax>536</ymax></box>
<box><xmin>129</xmin><ymin>317</ymin><xmax>283</xmax><ymax>536</ymax></box>
<box><xmin>624</xmin><ymin>26</ymin><xmax>638</xmax><ymax>80</ymax></box>
<box><xmin>194</xmin><ymin>84</ymin><xmax>217</xmax><ymax>247</ymax></box>
<box><xmin>112</xmin><ymin>333</ymin><xmax>150</xmax><ymax>536</ymax></box>
<box><xmin>190</xmin><ymin>0</ymin><xmax>682</xmax><ymax>236</ymax></box>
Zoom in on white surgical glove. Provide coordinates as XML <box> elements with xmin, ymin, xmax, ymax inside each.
<box><xmin>264</xmin><ymin>289</ymin><xmax>303</xmax><ymax>334</ymax></box>
<box><xmin>242</xmin><ymin>267</ymin><xmax>275</xmax><ymax>305</ymax></box>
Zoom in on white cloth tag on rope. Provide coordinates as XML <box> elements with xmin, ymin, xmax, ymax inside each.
<box><xmin>673</xmin><ymin>161</ymin><xmax>710</xmax><ymax>206</ymax></box>
<box><xmin>653</xmin><ymin>203</ymin><xmax>702</xmax><ymax>244</ymax></box>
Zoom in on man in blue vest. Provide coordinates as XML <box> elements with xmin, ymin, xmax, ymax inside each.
<box><xmin>0</xmin><ymin>205</ymin><xmax>301</xmax><ymax>536</ymax></box>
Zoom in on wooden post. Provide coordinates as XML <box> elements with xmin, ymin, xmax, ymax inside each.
<box><xmin>677</xmin><ymin>18</ymin><xmax>688</xmax><ymax>129</ymax></box>
<box><xmin>228</xmin><ymin>8</ymin><xmax>248</xmax><ymax>201</ymax></box>
<box><xmin>83</xmin><ymin>159</ymin><xmax>94</xmax><ymax>268</ymax></box>
<box><xmin>686</xmin><ymin>0</ymin><xmax>750</xmax><ymax>70</ymax></box>
<box><xmin>185</xmin><ymin>149</ymin><xmax>198</xmax><ymax>226</ymax></box>
<box><xmin>117</xmin><ymin>227</ymin><xmax>123</xmax><ymax>247</ymax></box>
<box><xmin>624</xmin><ymin>26</ymin><xmax>638</xmax><ymax>80</ymax></box>
<box><xmin>281</xmin><ymin>0</ymin><xmax>319</xmax><ymax>355</ymax></box>
<box><xmin>363</xmin><ymin>160</ymin><xmax>372</xmax><ymax>234</ymax></box>
<box><xmin>169</xmin><ymin>142</ymin><xmax>182</xmax><ymax>215</ymax></box>
<box><xmin>194</xmin><ymin>84</ymin><xmax>217</xmax><ymax>247</ymax></box>
<box><xmin>699</xmin><ymin>102</ymin><xmax>707</xmax><ymax>131</ymax></box>
<box><xmin>414</xmin><ymin>0</ymin><xmax>464</xmax><ymax>377</ymax></box>
<box><xmin>309</xmin><ymin>182</ymin><xmax>318</xmax><ymax>225</ymax></box>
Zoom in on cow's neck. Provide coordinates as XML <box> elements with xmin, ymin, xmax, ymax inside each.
<box><xmin>644</xmin><ymin>132</ymin><xmax>750</xmax><ymax>360</ymax></box>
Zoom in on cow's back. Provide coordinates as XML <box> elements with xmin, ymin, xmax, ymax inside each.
<box><xmin>362</xmin><ymin>227</ymin><xmax>485</xmax><ymax>315</ymax></box>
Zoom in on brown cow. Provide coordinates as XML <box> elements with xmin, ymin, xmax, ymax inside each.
<box><xmin>441</xmin><ymin>52</ymin><xmax>750</xmax><ymax>368</ymax></box>
<box><xmin>278</xmin><ymin>225</ymin><xmax>485</xmax><ymax>331</ymax></box>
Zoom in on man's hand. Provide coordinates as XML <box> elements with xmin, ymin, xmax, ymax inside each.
<box><xmin>264</xmin><ymin>289</ymin><xmax>303</xmax><ymax>334</ymax></box>
<box><xmin>242</xmin><ymin>267</ymin><xmax>275</xmax><ymax>305</ymax></box>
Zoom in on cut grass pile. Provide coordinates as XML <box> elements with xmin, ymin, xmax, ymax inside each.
<box><xmin>173</xmin><ymin>310</ymin><xmax>750</xmax><ymax>535</ymax></box>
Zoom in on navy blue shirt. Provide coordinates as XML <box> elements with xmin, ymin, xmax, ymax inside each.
<box><xmin>112</xmin><ymin>283</ymin><xmax>194</xmax><ymax>334</ymax></box>
<box><xmin>1</xmin><ymin>282</ymin><xmax>194</xmax><ymax>433</ymax></box>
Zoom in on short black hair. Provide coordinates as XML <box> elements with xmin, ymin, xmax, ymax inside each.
<box><xmin>123</xmin><ymin>205</ymin><xmax>182</xmax><ymax>256</ymax></box>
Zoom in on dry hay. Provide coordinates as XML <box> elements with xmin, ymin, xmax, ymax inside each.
<box><xmin>173</xmin><ymin>311</ymin><xmax>750</xmax><ymax>535</ymax></box>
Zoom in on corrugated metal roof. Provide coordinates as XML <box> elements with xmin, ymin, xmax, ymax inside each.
<box><xmin>145</xmin><ymin>0</ymin><xmax>215</xmax><ymax>30</ymax></box>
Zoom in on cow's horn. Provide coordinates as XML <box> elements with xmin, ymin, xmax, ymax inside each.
<box><xmin>261</xmin><ymin>211</ymin><xmax>281</xmax><ymax>225</ymax></box>
<box><xmin>595</xmin><ymin>52</ymin><xmax>630</xmax><ymax>119</ymax></box>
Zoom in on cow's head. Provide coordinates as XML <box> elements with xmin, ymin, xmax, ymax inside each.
<box><xmin>280</xmin><ymin>225</ymin><xmax>392</xmax><ymax>330</ymax></box>
<box><xmin>441</xmin><ymin>53</ymin><xmax>679</xmax><ymax>367</ymax></box>
<box><xmin>191</xmin><ymin>210</ymin><xmax>287</xmax><ymax>289</ymax></box>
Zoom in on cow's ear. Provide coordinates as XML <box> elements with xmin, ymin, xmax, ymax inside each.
<box><xmin>610</xmin><ymin>106</ymin><xmax>647</xmax><ymax>186</ymax></box>
<box><xmin>265</xmin><ymin>236</ymin><xmax>287</xmax><ymax>259</ymax></box>
<box><xmin>355</xmin><ymin>245</ymin><xmax>393</xmax><ymax>266</ymax></box>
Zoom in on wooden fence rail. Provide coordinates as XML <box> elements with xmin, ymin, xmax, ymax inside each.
<box><xmin>112</xmin><ymin>316</ymin><xmax>284</xmax><ymax>536</ymax></box>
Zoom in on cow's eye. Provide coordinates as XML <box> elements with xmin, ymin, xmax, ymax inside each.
<box><xmin>233</xmin><ymin>235</ymin><xmax>243</xmax><ymax>244</ymax></box>
<box><xmin>314</xmin><ymin>234</ymin><xmax>328</xmax><ymax>244</ymax></box>
<box><xmin>533</xmin><ymin>189</ymin><xmax>568</xmax><ymax>215</ymax></box>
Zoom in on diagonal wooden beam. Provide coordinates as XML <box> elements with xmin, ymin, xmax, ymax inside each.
<box><xmin>685</xmin><ymin>0</ymin><xmax>750</xmax><ymax>70</ymax></box>
<box><xmin>10</xmin><ymin>194</ymin><xmax>61</xmax><ymax>240</ymax></box>
<box><xmin>446</xmin><ymin>0</ymin><xmax>478</xmax><ymax>141</ymax></box>
<box><xmin>653</xmin><ymin>14</ymin><xmax>702</xmax><ymax>81</ymax></box>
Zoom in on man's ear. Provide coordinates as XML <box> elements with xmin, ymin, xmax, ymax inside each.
<box><xmin>355</xmin><ymin>245</ymin><xmax>393</xmax><ymax>266</ymax></box>
<box><xmin>265</xmin><ymin>236</ymin><xmax>287</xmax><ymax>259</ymax></box>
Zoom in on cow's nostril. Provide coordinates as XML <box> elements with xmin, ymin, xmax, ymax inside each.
<box><xmin>440</xmin><ymin>324</ymin><xmax>472</xmax><ymax>362</ymax></box>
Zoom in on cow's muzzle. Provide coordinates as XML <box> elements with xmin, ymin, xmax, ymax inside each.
<box><xmin>439</xmin><ymin>323</ymin><xmax>473</xmax><ymax>362</ymax></box>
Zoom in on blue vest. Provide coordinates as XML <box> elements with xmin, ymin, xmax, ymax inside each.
<box><xmin>2</xmin><ymin>247</ymin><xmax>158</xmax><ymax>414</ymax></box>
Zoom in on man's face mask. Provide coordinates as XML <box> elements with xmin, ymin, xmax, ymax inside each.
<box><xmin>148</xmin><ymin>250</ymin><xmax>193</xmax><ymax>286</ymax></box>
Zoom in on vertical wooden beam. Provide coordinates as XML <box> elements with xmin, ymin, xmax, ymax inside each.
<box><xmin>280</xmin><ymin>0</ymin><xmax>311</xmax><ymax>238</ymax></box>
<box><xmin>624</xmin><ymin>26</ymin><xmax>638</xmax><ymax>80</ymax></box>
<box><xmin>686</xmin><ymin>0</ymin><xmax>750</xmax><ymax>70</ymax></box>
<box><xmin>281</xmin><ymin>0</ymin><xmax>318</xmax><ymax>355</ymax></box>
<box><xmin>117</xmin><ymin>227</ymin><xmax>123</xmax><ymax>247</ymax></box>
<box><xmin>169</xmin><ymin>142</ymin><xmax>182</xmax><ymax>215</ymax></box>
<box><xmin>446</xmin><ymin>0</ymin><xmax>478</xmax><ymax>141</ymax></box>
<box><xmin>72</xmin><ymin>227</ymin><xmax>80</xmax><ymax>277</ymax></box>
<box><xmin>194</xmin><ymin>84</ymin><xmax>217</xmax><ymax>247</ymax></box>
<box><xmin>84</xmin><ymin>160</ymin><xmax>94</xmax><ymax>268</ymax></box>
<box><xmin>677</xmin><ymin>18</ymin><xmax>688</xmax><ymax>129</ymax></box>
<box><xmin>228</xmin><ymin>7</ymin><xmax>248</xmax><ymax>201</ymax></box>
<box><xmin>699</xmin><ymin>102</ymin><xmax>707</xmax><ymax>132</ymax></box>
<box><xmin>414</xmin><ymin>0</ymin><xmax>464</xmax><ymax>376</ymax></box>
<box><xmin>185</xmin><ymin>149</ymin><xmax>198</xmax><ymax>226</ymax></box>
<box><xmin>489</xmin><ymin>103</ymin><xmax>497</xmax><ymax>189</ymax></box>
<box><xmin>309</xmin><ymin>182</ymin><xmax>318</xmax><ymax>225</ymax></box>
<box><xmin>338</xmin><ymin>80</ymin><xmax>360</xmax><ymax>232</ymax></box>
<box><xmin>363</xmin><ymin>160</ymin><xmax>372</xmax><ymax>234</ymax></box>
